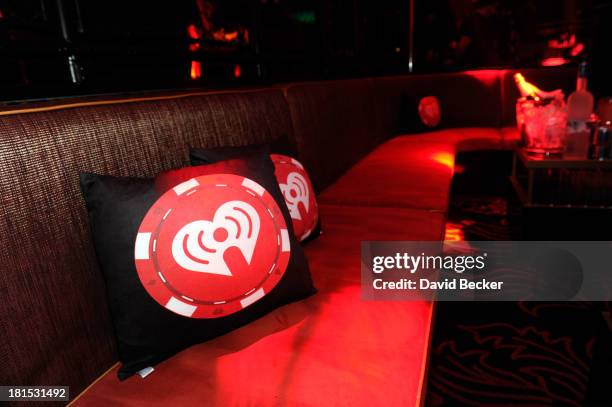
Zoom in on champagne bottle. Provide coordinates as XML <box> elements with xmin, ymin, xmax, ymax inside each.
<box><xmin>514</xmin><ymin>73</ymin><xmax>563</xmax><ymax>101</ymax></box>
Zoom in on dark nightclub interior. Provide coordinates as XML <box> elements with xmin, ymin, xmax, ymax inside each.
<box><xmin>1</xmin><ymin>1</ymin><xmax>611</xmax><ymax>406</ymax></box>
<box><xmin>1</xmin><ymin>0</ymin><xmax>611</xmax><ymax>98</ymax></box>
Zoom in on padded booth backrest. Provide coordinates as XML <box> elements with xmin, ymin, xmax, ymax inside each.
<box><xmin>0</xmin><ymin>67</ymin><xmax>576</xmax><ymax>399</ymax></box>
<box><xmin>283</xmin><ymin>71</ymin><xmax>505</xmax><ymax>191</ymax></box>
<box><xmin>282</xmin><ymin>79</ymin><xmax>388</xmax><ymax>191</ymax></box>
<box><xmin>0</xmin><ymin>89</ymin><xmax>294</xmax><ymax>397</ymax></box>
<box><xmin>373</xmin><ymin>70</ymin><xmax>504</xmax><ymax>131</ymax></box>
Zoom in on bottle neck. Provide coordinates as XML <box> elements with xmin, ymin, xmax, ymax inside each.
<box><xmin>576</xmin><ymin>77</ymin><xmax>588</xmax><ymax>92</ymax></box>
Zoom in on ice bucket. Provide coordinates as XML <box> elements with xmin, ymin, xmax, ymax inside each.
<box><xmin>516</xmin><ymin>98</ymin><xmax>568</xmax><ymax>154</ymax></box>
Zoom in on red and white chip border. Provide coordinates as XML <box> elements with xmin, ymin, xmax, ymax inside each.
<box><xmin>134</xmin><ymin>174</ymin><xmax>290</xmax><ymax>319</ymax></box>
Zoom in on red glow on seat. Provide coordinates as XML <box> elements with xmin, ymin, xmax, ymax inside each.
<box><xmin>234</xmin><ymin>64</ymin><xmax>241</xmax><ymax>78</ymax></box>
<box><xmin>209</xmin><ymin>285</ymin><xmax>431</xmax><ymax>407</ymax></box>
<box><xmin>430</xmin><ymin>151</ymin><xmax>454</xmax><ymax>172</ymax></box>
<box><xmin>190</xmin><ymin>61</ymin><xmax>202</xmax><ymax>80</ymax></box>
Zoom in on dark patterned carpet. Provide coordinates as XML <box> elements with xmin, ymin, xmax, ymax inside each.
<box><xmin>425</xmin><ymin>156</ymin><xmax>612</xmax><ymax>407</ymax></box>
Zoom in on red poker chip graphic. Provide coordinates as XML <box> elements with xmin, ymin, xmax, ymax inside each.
<box><xmin>418</xmin><ymin>96</ymin><xmax>441</xmax><ymax>128</ymax></box>
<box><xmin>134</xmin><ymin>174</ymin><xmax>290</xmax><ymax>319</ymax></box>
<box><xmin>271</xmin><ymin>154</ymin><xmax>318</xmax><ymax>241</ymax></box>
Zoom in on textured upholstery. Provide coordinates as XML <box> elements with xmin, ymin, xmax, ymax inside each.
<box><xmin>373</xmin><ymin>70</ymin><xmax>503</xmax><ymax>132</ymax></box>
<box><xmin>0</xmin><ymin>67</ymin><xmax>575</xmax><ymax>406</ymax></box>
<box><xmin>283</xmin><ymin>68</ymin><xmax>574</xmax><ymax>192</ymax></box>
<box><xmin>0</xmin><ymin>89</ymin><xmax>294</xmax><ymax>398</ymax></box>
<box><xmin>283</xmin><ymin>79</ymin><xmax>386</xmax><ymax>191</ymax></box>
<box><xmin>283</xmin><ymin>70</ymin><xmax>506</xmax><ymax>193</ymax></box>
<box><xmin>73</xmin><ymin>204</ymin><xmax>444</xmax><ymax>407</ymax></box>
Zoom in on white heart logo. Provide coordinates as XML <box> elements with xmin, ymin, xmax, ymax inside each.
<box><xmin>279</xmin><ymin>172</ymin><xmax>309</xmax><ymax>220</ymax></box>
<box><xmin>171</xmin><ymin>200</ymin><xmax>260</xmax><ymax>276</ymax></box>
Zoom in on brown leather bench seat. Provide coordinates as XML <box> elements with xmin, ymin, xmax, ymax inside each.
<box><xmin>72</xmin><ymin>203</ymin><xmax>443</xmax><ymax>406</ymax></box>
<box><xmin>0</xmin><ymin>67</ymin><xmax>574</xmax><ymax>406</ymax></box>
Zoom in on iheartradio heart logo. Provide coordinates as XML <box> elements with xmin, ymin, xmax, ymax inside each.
<box><xmin>271</xmin><ymin>154</ymin><xmax>318</xmax><ymax>242</ymax></box>
<box><xmin>135</xmin><ymin>174</ymin><xmax>290</xmax><ymax>319</ymax></box>
<box><xmin>171</xmin><ymin>200</ymin><xmax>260</xmax><ymax>277</ymax></box>
<box><xmin>279</xmin><ymin>172</ymin><xmax>309</xmax><ymax>220</ymax></box>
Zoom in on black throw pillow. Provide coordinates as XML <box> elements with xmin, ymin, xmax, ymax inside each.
<box><xmin>189</xmin><ymin>138</ymin><xmax>296</xmax><ymax>162</ymax></box>
<box><xmin>80</xmin><ymin>152</ymin><xmax>315</xmax><ymax>380</ymax></box>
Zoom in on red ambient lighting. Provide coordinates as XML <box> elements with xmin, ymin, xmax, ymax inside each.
<box><xmin>187</xmin><ymin>24</ymin><xmax>202</xmax><ymax>52</ymax></box>
<box><xmin>187</xmin><ymin>23</ymin><xmax>201</xmax><ymax>40</ymax></box>
<box><xmin>541</xmin><ymin>57</ymin><xmax>570</xmax><ymax>67</ymax></box>
<box><xmin>464</xmin><ymin>70</ymin><xmax>504</xmax><ymax>87</ymax></box>
<box><xmin>444</xmin><ymin>222</ymin><xmax>466</xmax><ymax>242</ymax></box>
<box><xmin>234</xmin><ymin>64</ymin><xmax>241</xmax><ymax>78</ymax></box>
<box><xmin>570</xmin><ymin>43</ymin><xmax>585</xmax><ymax>57</ymax></box>
<box><xmin>190</xmin><ymin>61</ymin><xmax>202</xmax><ymax>80</ymax></box>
